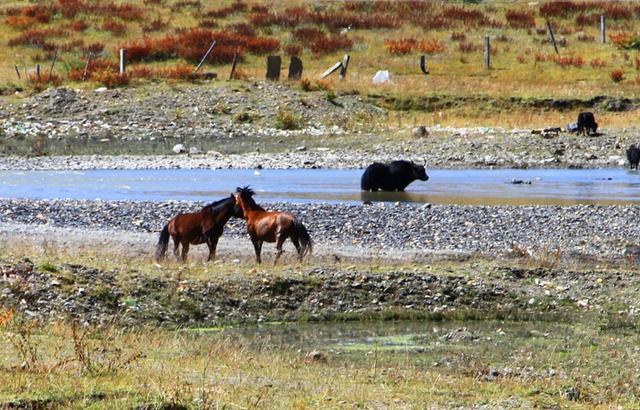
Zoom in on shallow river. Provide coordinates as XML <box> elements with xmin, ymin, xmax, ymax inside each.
<box><xmin>1</xmin><ymin>168</ymin><xmax>640</xmax><ymax>205</ymax></box>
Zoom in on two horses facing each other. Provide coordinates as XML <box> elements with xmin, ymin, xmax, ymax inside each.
<box><xmin>155</xmin><ymin>188</ymin><xmax>312</xmax><ymax>264</ymax></box>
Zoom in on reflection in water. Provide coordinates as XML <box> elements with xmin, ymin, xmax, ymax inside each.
<box><xmin>1</xmin><ymin>168</ymin><xmax>639</xmax><ymax>206</ymax></box>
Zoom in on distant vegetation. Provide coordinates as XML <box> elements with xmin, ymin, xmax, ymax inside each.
<box><xmin>1</xmin><ymin>0</ymin><xmax>640</xmax><ymax>99</ymax></box>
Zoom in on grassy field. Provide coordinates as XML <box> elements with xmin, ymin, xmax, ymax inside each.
<box><xmin>3</xmin><ymin>316</ymin><xmax>640</xmax><ymax>408</ymax></box>
<box><xmin>1</xmin><ymin>0</ymin><xmax>640</xmax><ymax>101</ymax></box>
<box><xmin>2</xmin><ymin>239</ymin><xmax>640</xmax><ymax>407</ymax></box>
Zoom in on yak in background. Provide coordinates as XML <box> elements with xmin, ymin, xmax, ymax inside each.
<box><xmin>361</xmin><ymin>160</ymin><xmax>429</xmax><ymax>191</ymax></box>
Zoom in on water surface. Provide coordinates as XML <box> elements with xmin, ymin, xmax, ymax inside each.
<box><xmin>1</xmin><ymin>168</ymin><xmax>639</xmax><ymax>205</ymax></box>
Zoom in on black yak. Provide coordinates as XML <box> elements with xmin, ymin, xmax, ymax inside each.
<box><xmin>361</xmin><ymin>160</ymin><xmax>429</xmax><ymax>191</ymax></box>
<box><xmin>628</xmin><ymin>144</ymin><xmax>640</xmax><ymax>170</ymax></box>
<box><xmin>576</xmin><ymin>112</ymin><xmax>598</xmax><ymax>135</ymax></box>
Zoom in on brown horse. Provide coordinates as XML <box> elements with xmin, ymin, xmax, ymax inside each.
<box><xmin>234</xmin><ymin>186</ymin><xmax>312</xmax><ymax>264</ymax></box>
<box><xmin>155</xmin><ymin>195</ymin><xmax>243</xmax><ymax>263</ymax></box>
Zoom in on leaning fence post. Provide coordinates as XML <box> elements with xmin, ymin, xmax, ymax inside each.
<box><xmin>14</xmin><ymin>64</ymin><xmax>21</xmax><ymax>80</ymax></box>
<box><xmin>49</xmin><ymin>49</ymin><xmax>58</xmax><ymax>80</ymax></box>
<box><xmin>119</xmin><ymin>48</ymin><xmax>126</xmax><ymax>75</ymax></box>
<box><xmin>546</xmin><ymin>20</ymin><xmax>559</xmax><ymax>54</ymax></box>
<box><xmin>339</xmin><ymin>54</ymin><xmax>350</xmax><ymax>80</ymax></box>
<box><xmin>600</xmin><ymin>15</ymin><xmax>606</xmax><ymax>44</ymax></box>
<box><xmin>483</xmin><ymin>36</ymin><xmax>490</xmax><ymax>69</ymax></box>
<box><xmin>82</xmin><ymin>52</ymin><xmax>93</xmax><ymax>81</ymax></box>
<box><xmin>194</xmin><ymin>40</ymin><xmax>216</xmax><ymax>73</ymax></box>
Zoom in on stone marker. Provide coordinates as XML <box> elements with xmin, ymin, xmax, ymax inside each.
<box><xmin>288</xmin><ymin>56</ymin><xmax>303</xmax><ymax>80</ymax></box>
<box><xmin>266</xmin><ymin>55</ymin><xmax>281</xmax><ymax>81</ymax></box>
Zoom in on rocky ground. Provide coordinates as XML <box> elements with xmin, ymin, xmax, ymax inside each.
<box><xmin>0</xmin><ymin>227</ymin><xmax>638</xmax><ymax>327</ymax></box>
<box><xmin>1</xmin><ymin>198</ymin><xmax>639</xmax><ymax>261</ymax></box>
<box><xmin>0</xmin><ymin>84</ymin><xmax>637</xmax><ymax>169</ymax></box>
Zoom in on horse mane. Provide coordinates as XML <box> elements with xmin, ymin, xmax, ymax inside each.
<box><xmin>236</xmin><ymin>186</ymin><xmax>264</xmax><ymax>211</ymax></box>
<box><xmin>201</xmin><ymin>195</ymin><xmax>233</xmax><ymax>213</ymax></box>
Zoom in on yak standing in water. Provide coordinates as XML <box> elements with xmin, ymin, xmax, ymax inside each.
<box><xmin>628</xmin><ymin>144</ymin><xmax>640</xmax><ymax>170</ymax></box>
<box><xmin>361</xmin><ymin>160</ymin><xmax>429</xmax><ymax>191</ymax></box>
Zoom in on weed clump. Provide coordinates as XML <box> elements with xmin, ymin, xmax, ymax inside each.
<box><xmin>275</xmin><ymin>109</ymin><xmax>302</xmax><ymax>130</ymax></box>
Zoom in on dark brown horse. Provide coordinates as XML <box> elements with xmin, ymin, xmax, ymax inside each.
<box><xmin>234</xmin><ymin>186</ymin><xmax>312</xmax><ymax>264</ymax></box>
<box><xmin>155</xmin><ymin>195</ymin><xmax>243</xmax><ymax>263</ymax></box>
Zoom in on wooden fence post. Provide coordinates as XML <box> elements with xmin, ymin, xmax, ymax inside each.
<box><xmin>14</xmin><ymin>64</ymin><xmax>21</xmax><ymax>80</ymax></box>
<box><xmin>483</xmin><ymin>36</ymin><xmax>490</xmax><ymax>69</ymax></box>
<box><xmin>600</xmin><ymin>15</ymin><xmax>606</xmax><ymax>44</ymax></box>
<box><xmin>119</xmin><ymin>48</ymin><xmax>126</xmax><ymax>75</ymax></box>
<box><xmin>36</xmin><ymin>64</ymin><xmax>40</xmax><ymax>80</ymax></box>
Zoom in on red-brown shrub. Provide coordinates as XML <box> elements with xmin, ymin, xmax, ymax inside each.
<box><xmin>8</xmin><ymin>28</ymin><xmax>67</xmax><ymax>50</ymax></box>
<box><xmin>129</xmin><ymin>65</ymin><xmax>155</xmax><ymax>79</ymax></box>
<box><xmin>84</xmin><ymin>42</ymin><xmax>105</xmax><ymax>55</ymax></box>
<box><xmin>610</xmin><ymin>68</ymin><xmax>624</xmax><ymax>82</ymax></box>
<box><xmin>285</xmin><ymin>44</ymin><xmax>302</xmax><ymax>56</ymax></box>
<box><xmin>69</xmin><ymin>20</ymin><xmax>89</xmax><ymax>31</ymax></box>
<box><xmin>384</xmin><ymin>38</ymin><xmax>415</xmax><ymax>55</ymax></box>
<box><xmin>450</xmin><ymin>32</ymin><xmax>466</xmax><ymax>42</ymax></box>
<box><xmin>505</xmin><ymin>10</ymin><xmax>535</xmax><ymax>29</ymax></box>
<box><xmin>22</xmin><ymin>5</ymin><xmax>52</xmax><ymax>23</ymax></box>
<box><xmin>102</xmin><ymin>20</ymin><xmax>126</xmax><ymax>36</ymax></box>
<box><xmin>92</xmin><ymin>68</ymin><xmax>129</xmax><ymax>87</ymax></box>
<box><xmin>28</xmin><ymin>73</ymin><xmax>62</xmax><ymax>92</ymax></box>
<box><xmin>589</xmin><ymin>58</ymin><xmax>605</xmax><ymax>68</ymax></box>
<box><xmin>5</xmin><ymin>15</ymin><xmax>34</xmax><ymax>28</ymax></box>
<box><xmin>575</xmin><ymin>13</ymin><xmax>599</xmax><ymax>26</ymax></box>
<box><xmin>120</xmin><ymin>29</ymin><xmax>278</xmax><ymax>64</ymax></box>
<box><xmin>114</xmin><ymin>3</ymin><xmax>144</xmax><ymax>21</ymax></box>
<box><xmin>203</xmin><ymin>1</ymin><xmax>246</xmax><ymax>18</ymax></box>
<box><xmin>554</xmin><ymin>54</ymin><xmax>584</xmax><ymax>68</ymax></box>
<box><xmin>517</xmin><ymin>54</ymin><xmax>526</xmax><ymax>63</ymax></box>
<box><xmin>163</xmin><ymin>63</ymin><xmax>197</xmax><ymax>80</ymax></box>
<box><xmin>292</xmin><ymin>27</ymin><xmax>325</xmax><ymax>43</ymax></box>
<box><xmin>539</xmin><ymin>1</ymin><xmax>586</xmax><ymax>18</ymax></box>
<box><xmin>309</xmin><ymin>34</ymin><xmax>352</xmax><ymax>55</ymax></box>
<box><xmin>416</xmin><ymin>39</ymin><xmax>445</xmax><ymax>54</ymax></box>
<box><xmin>228</xmin><ymin>23</ymin><xmax>255</xmax><ymax>37</ymax></box>
<box><xmin>251</xmin><ymin>5</ymin><xmax>268</xmax><ymax>13</ymax></box>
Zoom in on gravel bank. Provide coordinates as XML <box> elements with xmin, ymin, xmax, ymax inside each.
<box><xmin>1</xmin><ymin>199</ymin><xmax>638</xmax><ymax>261</ymax></box>
<box><xmin>1</xmin><ymin>85</ymin><xmax>636</xmax><ymax>169</ymax></box>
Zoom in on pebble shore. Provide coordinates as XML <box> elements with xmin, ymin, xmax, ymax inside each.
<box><xmin>1</xmin><ymin>198</ymin><xmax>638</xmax><ymax>261</ymax></box>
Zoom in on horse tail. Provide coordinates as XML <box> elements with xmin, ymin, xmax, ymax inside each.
<box><xmin>155</xmin><ymin>224</ymin><xmax>170</xmax><ymax>261</ymax></box>
<box><xmin>293</xmin><ymin>220</ymin><xmax>312</xmax><ymax>257</ymax></box>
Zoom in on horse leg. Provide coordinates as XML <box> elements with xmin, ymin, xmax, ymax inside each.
<box><xmin>173</xmin><ymin>236</ymin><xmax>181</xmax><ymax>262</ymax></box>
<box><xmin>274</xmin><ymin>233</ymin><xmax>287</xmax><ymax>265</ymax></box>
<box><xmin>252</xmin><ymin>239</ymin><xmax>263</xmax><ymax>264</ymax></box>
<box><xmin>290</xmin><ymin>236</ymin><xmax>302</xmax><ymax>262</ymax></box>
<box><xmin>207</xmin><ymin>235</ymin><xmax>219</xmax><ymax>262</ymax></box>
<box><xmin>181</xmin><ymin>242</ymin><xmax>190</xmax><ymax>263</ymax></box>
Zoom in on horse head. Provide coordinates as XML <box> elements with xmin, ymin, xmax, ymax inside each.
<box><xmin>235</xmin><ymin>186</ymin><xmax>258</xmax><ymax>214</ymax></box>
